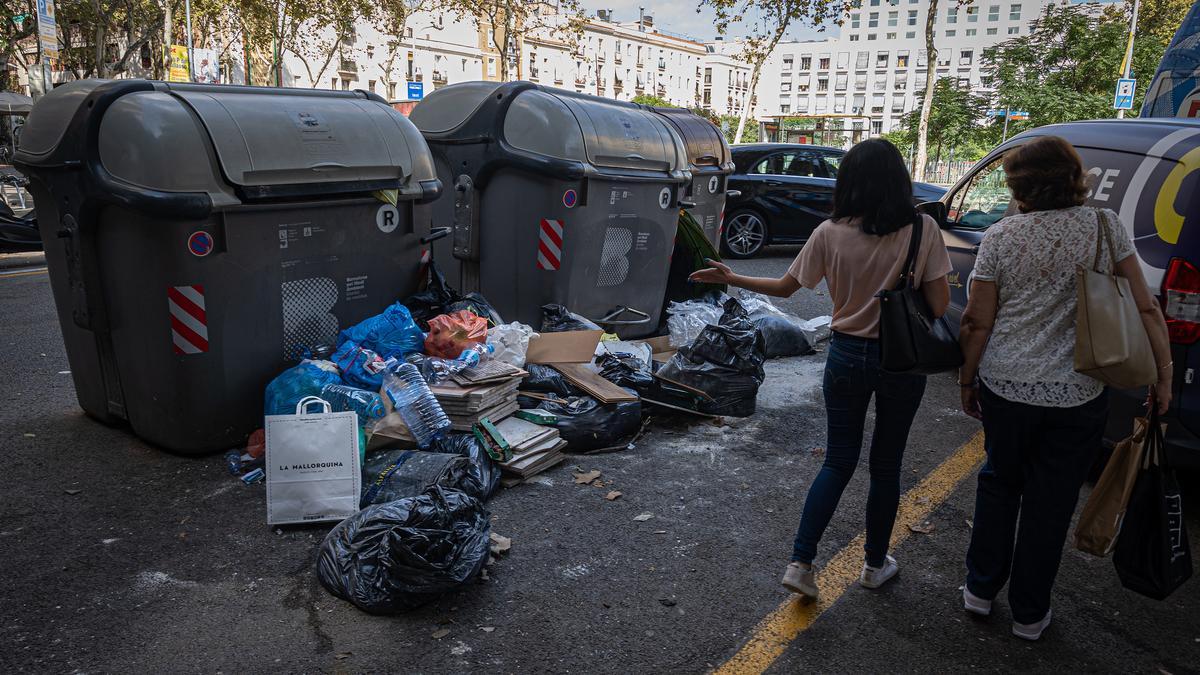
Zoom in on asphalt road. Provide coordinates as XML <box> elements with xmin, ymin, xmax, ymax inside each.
<box><xmin>2</xmin><ymin>247</ymin><xmax>1198</xmax><ymax>673</ymax></box>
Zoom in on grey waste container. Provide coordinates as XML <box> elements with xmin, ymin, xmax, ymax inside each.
<box><xmin>14</xmin><ymin>79</ymin><xmax>441</xmax><ymax>455</ymax></box>
<box><xmin>643</xmin><ymin>106</ymin><xmax>734</xmax><ymax>247</ymax></box>
<box><xmin>409</xmin><ymin>81</ymin><xmax>690</xmax><ymax>338</ymax></box>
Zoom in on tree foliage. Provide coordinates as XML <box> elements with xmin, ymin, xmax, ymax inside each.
<box><xmin>887</xmin><ymin>78</ymin><xmax>989</xmax><ymax>162</ymax></box>
<box><xmin>442</xmin><ymin>0</ymin><xmax>584</xmax><ymax>82</ymax></box>
<box><xmin>631</xmin><ymin>93</ymin><xmax>672</xmax><ymax>107</ymax></box>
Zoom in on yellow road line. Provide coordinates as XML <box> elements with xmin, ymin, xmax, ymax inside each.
<box><xmin>715</xmin><ymin>431</ymin><xmax>986</xmax><ymax>675</ymax></box>
<box><xmin>0</xmin><ymin>267</ymin><xmax>48</xmax><ymax>279</ymax></box>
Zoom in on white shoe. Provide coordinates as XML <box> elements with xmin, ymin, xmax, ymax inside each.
<box><xmin>1012</xmin><ymin>609</ymin><xmax>1053</xmax><ymax>641</ymax></box>
<box><xmin>963</xmin><ymin>586</ymin><xmax>992</xmax><ymax>616</ymax></box>
<box><xmin>782</xmin><ymin>562</ymin><xmax>819</xmax><ymax>599</ymax></box>
<box><xmin>859</xmin><ymin>555</ymin><xmax>900</xmax><ymax>589</ymax></box>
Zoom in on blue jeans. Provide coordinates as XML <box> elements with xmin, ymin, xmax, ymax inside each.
<box><xmin>966</xmin><ymin>385</ymin><xmax>1106</xmax><ymax>624</ymax></box>
<box><xmin>791</xmin><ymin>333</ymin><xmax>927</xmax><ymax>567</ymax></box>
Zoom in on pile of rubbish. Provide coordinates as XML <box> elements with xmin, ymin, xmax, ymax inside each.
<box><xmin>229</xmin><ymin>260</ymin><xmax>828</xmax><ymax>615</ymax></box>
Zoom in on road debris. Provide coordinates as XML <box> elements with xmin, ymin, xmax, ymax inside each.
<box><xmin>633</xmin><ymin>512</ymin><xmax>654</xmax><ymax>522</ymax></box>
<box><xmin>659</xmin><ymin>597</ymin><xmax>677</xmax><ymax>607</ymax></box>
<box><xmin>810</xmin><ymin>447</ymin><xmax>825</xmax><ymax>458</ymax></box>
<box><xmin>64</xmin><ymin>489</ymin><xmax>81</xmax><ymax>495</ymax></box>
<box><xmin>606</xmin><ymin>491</ymin><xmax>623</xmax><ymax>501</ymax></box>
<box><xmin>909</xmin><ymin>521</ymin><xmax>936</xmax><ymax>534</ymax></box>
<box><xmin>489</xmin><ymin>533</ymin><xmax>512</xmax><ymax>556</ymax></box>
<box><xmin>573</xmin><ymin>469</ymin><xmax>601</xmax><ymax>485</ymax></box>
<box><xmin>432</xmin><ymin>628</ymin><xmax>451</xmax><ymax>639</ymax></box>
<box><xmin>480</xmin><ymin>626</ymin><xmax>496</xmax><ymax>633</ymax></box>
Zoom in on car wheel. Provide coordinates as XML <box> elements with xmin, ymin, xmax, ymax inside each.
<box><xmin>721</xmin><ymin>209</ymin><xmax>768</xmax><ymax>259</ymax></box>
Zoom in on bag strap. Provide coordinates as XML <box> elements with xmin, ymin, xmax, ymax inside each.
<box><xmin>1092</xmin><ymin>208</ymin><xmax>1121</xmax><ymax>273</ymax></box>
<box><xmin>902</xmin><ymin>211</ymin><xmax>923</xmax><ymax>289</ymax></box>
<box><xmin>295</xmin><ymin>396</ymin><xmax>332</xmax><ymax>415</ymax></box>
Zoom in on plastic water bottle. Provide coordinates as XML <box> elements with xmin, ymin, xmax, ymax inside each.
<box><xmin>381</xmin><ymin>362</ymin><xmax>452</xmax><ymax>447</ymax></box>
<box><xmin>320</xmin><ymin>383</ymin><xmax>387</xmax><ymax>422</ymax></box>
<box><xmin>455</xmin><ymin>342</ymin><xmax>495</xmax><ymax>368</ymax></box>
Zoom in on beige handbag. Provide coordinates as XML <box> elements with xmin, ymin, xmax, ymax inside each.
<box><xmin>1074</xmin><ymin>210</ymin><xmax>1157</xmax><ymax>389</ymax></box>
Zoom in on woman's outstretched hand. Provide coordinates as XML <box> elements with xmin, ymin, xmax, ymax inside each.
<box><xmin>688</xmin><ymin>259</ymin><xmax>735</xmax><ymax>285</ymax></box>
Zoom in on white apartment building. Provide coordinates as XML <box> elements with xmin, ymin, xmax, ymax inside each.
<box><xmin>700</xmin><ymin>39</ymin><xmax>753</xmax><ymax>117</ymax></box>
<box><xmin>721</xmin><ymin>0</ymin><xmax>1057</xmax><ymax>145</ymax></box>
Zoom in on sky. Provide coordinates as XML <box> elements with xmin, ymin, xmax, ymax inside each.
<box><xmin>578</xmin><ymin>0</ymin><xmax>840</xmax><ymax>44</ymax></box>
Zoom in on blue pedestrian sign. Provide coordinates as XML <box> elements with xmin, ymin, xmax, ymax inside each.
<box><xmin>1114</xmin><ymin>78</ymin><xmax>1136</xmax><ymax>110</ymax></box>
<box><xmin>407</xmin><ymin>81</ymin><xmax>424</xmax><ymax>101</ymax></box>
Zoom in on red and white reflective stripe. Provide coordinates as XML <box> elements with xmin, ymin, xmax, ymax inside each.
<box><xmin>168</xmin><ymin>285</ymin><xmax>209</xmax><ymax>354</ymax></box>
<box><xmin>537</xmin><ymin>218</ymin><xmax>564</xmax><ymax>270</ymax></box>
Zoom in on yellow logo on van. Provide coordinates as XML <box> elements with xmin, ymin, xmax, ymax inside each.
<box><xmin>1155</xmin><ymin>145</ymin><xmax>1200</xmax><ymax>244</ymax></box>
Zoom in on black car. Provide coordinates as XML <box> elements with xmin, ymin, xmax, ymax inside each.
<box><xmin>721</xmin><ymin>143</ymin><xmax>947</xmax><ymax>258</ymax></box>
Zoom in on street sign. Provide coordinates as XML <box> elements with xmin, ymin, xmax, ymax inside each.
<box><xmin>167</xmin><ymin>45</ymin><xmax>190</xmax><ymax>82</ymax></box>
<box><xmin>35</xmin><ymin>0</ymin><xmax>57</xmax><ymax>61</ymax></box>
<box><xmin>407</xmin><ymin>81</ymin><xmax>424</xmax><ymax>101</ymax></box>
<box><xmin>986</xmin><ymin>109</ymin><xmax>1030</xmax><ymax>119</ymax></box>
<box><xmin>1114</xmin><ymin>78</ymin><xmax>1136</xmax><ymax>110</ymax></box>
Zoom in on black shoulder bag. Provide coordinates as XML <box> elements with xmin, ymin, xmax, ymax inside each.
<box><xmin>877</xmin><ymin>214</ymin><xmax>964</xmax><ymax>375</ymax></box>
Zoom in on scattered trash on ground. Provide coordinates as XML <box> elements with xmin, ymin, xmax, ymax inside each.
<box><xmin>606</xmin><ymin>491</ymin><xmax>623</xmax><ymax>501</ymax></box>
<box><xmin>488</xmin><ymin>533</ymin><xmax>512</xmax><ymax>557</ymax></box>
<box><xmin>573</xmin><ymin>469</ymin><xmax>602</xmax><ymax>485</ymax></box>
<box><xmin>633</xmin><ymin>513</ymin><xmax>654</xmax><ymax>522</ymax></box>
<box><xmin>909</xmin><ymin>521</ymin><xmax>936</xmax><ymax>534</ymax></box>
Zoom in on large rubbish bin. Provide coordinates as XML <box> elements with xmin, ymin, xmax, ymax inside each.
<box><xmin>409</xmin><ymin>81</ymin><xmax>690</xmax><ymax>338</ymax></box>
<box><xmin>14</xmin><ymin>79</ymin><xmax>441</xmax><ymax>454</ymax></box>
<box><xmin>643</xmin><ymin>106</ymin><xmax>734</xmax><ymax>247</ymax></box>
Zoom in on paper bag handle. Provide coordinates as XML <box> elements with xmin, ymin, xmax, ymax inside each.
<box><xmin>295</xmin><ymin>396</ymin><xmax>333</xmax><ymax>415</ymax></box>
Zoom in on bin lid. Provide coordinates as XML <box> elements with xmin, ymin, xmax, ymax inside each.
<box><xmin>414</xmin><ymin>82</ymin><xmax>683</xmax><ymax>175</ymax></box>
<box><xmin>650</xmin><ymin>107</ymin><xmax>732</xmax><ymax>173</ymax></box>
<box><xmin>17</xmin><ymin>80</ymin><xmax>437</xmax><ymax>201</ymax></box>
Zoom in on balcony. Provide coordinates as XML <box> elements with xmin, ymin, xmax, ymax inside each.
<box><xmin>657</xmin><ymin>59</ymin><xmax>666</xmax><ymax>70</ymax></box>
<box><xmin>575</xmin><ymin>76</ymin><xmax>588</xmax><ymax>86</ymax></box>
<box><xmin>432</xmin><ymin>70</ymin><xmax>447</xmax><ymax>85</ymax></box>
<box><xmin>597</xmin><ymin>53</ymin><xmax>606</xmax><ymax>63</ymax></box>
<box><xmin>554</xmin><ymin>74</ymin><xmax>564</xmax><ymax>84</ymax></box>
<box><xmin>338</xmin><ymin>59</ymin><xmax>358</xmax><ymax>77</ymax></box>
<box><xmin>615</xmin><ymin>53</ymin><xmax>623</xmax><ymax>64</ymax></box>
<box><xmin>529</xmin><ymin>66</ymin><xmax>539</xmax><ymax>81</ymax></box>
<box><xmin>656</xmin><ymin>86</ymin><xmax>667</xmax><ymax>97</ymax></box>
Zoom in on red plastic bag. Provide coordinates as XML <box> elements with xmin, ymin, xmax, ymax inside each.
<box><xmin>424</xmin><ymin>310</ymin><xmax>488</xmax><ymax>359</ymax></box>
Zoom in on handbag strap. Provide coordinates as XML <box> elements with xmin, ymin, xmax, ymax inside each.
<box><xmin>901</xmin><ymin>211</ymin><xmax>923</xmax><ymax>289</ymax></box>
<box><xmin>1092</xmin><ymin>208</ymin><xmax>1120</xmax><ymax>272</ymax></box>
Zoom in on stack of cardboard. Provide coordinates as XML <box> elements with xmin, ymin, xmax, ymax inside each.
<box><xmin>492</xmin><ymin>416</ymin><xmax>566</xmax><ymax>485</ymax></box>
<box><xmin>430</xmin><ymin>374</ymin><xmax>524</xmax><ymax>431</ymax></box>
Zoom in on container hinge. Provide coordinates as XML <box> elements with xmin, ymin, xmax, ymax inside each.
<box><xmin>452</xmin><ymin>173</ymin><xmax>480</xmax><ymax>263</ymax></box>
<box><xmin>56</xmin><ymin>213</ymin><xmax>92</xmax><ymax>330</ymax></box>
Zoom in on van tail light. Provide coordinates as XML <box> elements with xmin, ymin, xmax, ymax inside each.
<box><xmin>1163</xmin><ymin>257</ymin><xmax>1200</xmax><ymax>345</ymax></box>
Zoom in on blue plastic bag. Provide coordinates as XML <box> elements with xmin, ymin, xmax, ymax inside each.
<box><xmin>333</xmin><ymin>341</ymin><xmax>389</xmax><ymax>390</ymax></box>
<box><xmin>338</xmin><ymin>302</ymin><xmax>425</xmax><ymax>360</ymax></box>
<box><xmin>264</xmin><ymin>361</ymin><xmax>342</xmax><ymax>415</ymax></box>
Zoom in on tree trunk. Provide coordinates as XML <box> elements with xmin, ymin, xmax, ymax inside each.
<box><xmin>914</xmin><ymin>0</ymin><xmax>938</xmax><ymax>182</ymax></box>
<box><xmin>734</xmin><ymin>19</ymin><xmax>790</xmax><ymax>144</ymax></box>
<box><xmin>95</xmin><ymin>24</ymin><xmax>107</xmax><ymax>79</ymax></box>
<box><xmin>163</xmin><ymin>0</ymin><xmax>173</xmax><ymax>78</ymax></box>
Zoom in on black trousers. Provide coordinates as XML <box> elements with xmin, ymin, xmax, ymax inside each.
<box><xmin>965</xmin><ymin>384</ymin><xmax>1107</xmax><ymax>624</ymax></box>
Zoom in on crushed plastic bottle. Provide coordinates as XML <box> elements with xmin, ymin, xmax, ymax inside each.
<box><xmin>381</xmin><ymin>361</ymin><xmax>452</xmax><ymax>447</ymax></box>
<box><xmin>320</xmin><ymin>383</ymin><xmax>387</xmax><ymax>423</ymax></box>
<box><xmin>454</xmin><ymin>342</ymin><xmax>495</xmax><ymax>368</ymax></box>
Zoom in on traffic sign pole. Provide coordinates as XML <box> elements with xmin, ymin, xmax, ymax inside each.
<box><xmin>1117</xmin><ymin>0</ymin><xmax>1140</xmax><ymax>119</ymax></box>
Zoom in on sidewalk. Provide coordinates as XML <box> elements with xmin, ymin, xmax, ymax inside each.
<box><xmin>0</xmin><ymin>250</ymin><xmax>44</xmax><ymax>270</ymax></box>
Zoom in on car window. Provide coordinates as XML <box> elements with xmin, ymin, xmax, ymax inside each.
<box><xmin>949</xmin><ymin>157</ymin><xmax>1011</xmax><ymax>229</ymax></box>
<box><xmin>822</xmin><ymin>153</ymin><xmax>842</xmax><ymax>178</ymax></box>
<box><xmin>749</xmin><ymin>151</ymin><xmax>822</xmax><ymax>177</ymax></box>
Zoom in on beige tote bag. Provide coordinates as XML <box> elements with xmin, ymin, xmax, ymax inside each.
<box><xmin>1074</xmin><ymin>210</ymin><xmax>1157</xmax><ymax>389</ymax></box>
<box><xmin>1074</xmin><ymin>415</ymin><xmax>1150</xmax><ymax>556</ymax></box>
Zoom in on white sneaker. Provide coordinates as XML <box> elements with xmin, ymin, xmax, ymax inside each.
<box><xmin>859</xmin><ymin>555</ymin><xmax>900</xmax><ymax>589</ymax></box>
<box><xmin>1012</xmin><ymin>609</ymin><xmax>1053</xmax><ymax>641</ymax></box>
<box><xmin>782</xmin><ymin>562</ymin><xmax>819</xmax><ymax>599</ymax></box>
<box><xmin>963</xmin><ymin>586</ymin><xmax>992</xmax><ymax>616</ymax></box>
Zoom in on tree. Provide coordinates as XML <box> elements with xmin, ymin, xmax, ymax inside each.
<box><xmin>913</xmin><ymin>0</ymin><xmax>975</xmax><ymax>181</ymax></box>
<box><xmin>54</xmin><ymin>0</ymin><xmax>166</xmax><ymax>79</ymax></box>
<box><xmin>632</xmin><ymin>93</ymin><xmax>672</xmax><ymax>107</ymax></box>
<box><xmin>444</xmin><ymin>0</ymin><xmax>584</xmax><ymax>82</ymax></box>
<box><xmin>981</xmin><ymin>1</ymin><xmax>1181</xmax><ymax>135</ymax></box>
<box><xmin>888</xmin><ymin>78</ymin><xmax>989</xmax><ymax>165</ymax></box>
<box><xmin>0</xmin><ymin>1</ymin><xmax>37</xmax><ymax>89</ymax></box>
<box><xmin>700</xmin><ymin>0</ymin><xmax>849</xmax><ymax>144</ymax></box>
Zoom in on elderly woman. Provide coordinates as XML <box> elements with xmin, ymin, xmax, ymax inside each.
<box><xmin>957</xmin><ymin>136</ymin><xmax>1174</xmax><ymax>640</ymax></box>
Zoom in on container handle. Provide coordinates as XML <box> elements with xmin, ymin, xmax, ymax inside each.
<box><xmin>295</xmin><ymin>396</ymin><xmax>332</xmax><ymax>415</ymax></box>
<box><xmin>594</xmin><ymin>305</ymin><xmax>652</xmax><ymax>327</ymax></box>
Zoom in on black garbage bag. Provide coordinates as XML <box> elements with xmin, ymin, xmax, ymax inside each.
<box><xmin>658</xmin><ymin>298</ymin><xmax>766</xmax><ymax>417</ymax></box>
<box><xmin>1113</xmin><ymin>417</ymin><xmax>1193</xmax><ymax>600</ymax></box>
<box><xmin>404</xmin><ymin>260</ymin><xmax>503</xmax><ymax>331</ymax></box>
<box><xmin>534</xmin><ymin>392</ymin><xmax>641</xmax><ymax>452</ymax></box>
<box><xmin>750</xmin><ymin>313</ymin><xmax>815</xmax><ymax>359</ymax></box>
<box><xmin>541</xmin><ymin>304</ymin><xmax>601</xmax><ymax>332</ymax></box>
<box><xmin>521</xmin><ymin>363</ymin><xmax>581</xmax><ymax>397</ymax></box>
<box><xmin>317</xmin><ymin>486</ymin><xmax>490</xmax><ymax>614</ymax></box>
<box><xmin>360</xmin><ymin>449</ymin><xmax>472</xmax><ymax>508</ymax></box>
<box><xmin>430</xmin><ymin>433</ymin><xmax>501</xmax><ymax>501</ymax></box>
<box><xmin>596</xmin><ymin>352</ymin><xmax>655</xmax><ymax>393</ymax></box>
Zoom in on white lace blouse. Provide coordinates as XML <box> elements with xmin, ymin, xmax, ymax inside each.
<box><xmin>972</xmin><ymin>206</ymin><xmax>1137</xmax><ymax>408</ymax></box>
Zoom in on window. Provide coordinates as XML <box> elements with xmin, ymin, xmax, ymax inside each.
<box><xmin>871</xmin><ymin>120</ymin><xmax>883</xmax><ymax>135</ymax></box>
<box><xmin>819</xmin><ymin>55</ymin><xmax>831</xmax><ymax>69</ymax></box>
<box><xmin>871</xmin><ymin>93</ymin><xmax>885</xmax><ymax>112</ymax></box>
<box><xmin>966</xmin><ymin>28</ymin><xmax>976</xmax><ymax>36</ymax></box>
<box><xmin>783</xmin><ymin>54</ymin><xmax>794</xmax><ymax>70</ymax></box>
<box><xmin>891</xmin><ymin>95</ymin><xmax>905</xmax><ymax>113</ymax></box>
<box><xmin>797</xmin><ymin>98</ymin><xmax>810</xmax><ymax>113</ymax></box>
<box><xmin>837</xmin><ymin>52</ymin><xmax>850</xmax><ymax>69</ymax></box>
<box><xmin>1008</xmin><ymin>26</ymin><xmax>1019</xmax><ymax>34</ymax></box>
<box><xmin>822</xmin><ymin>153</ymin><xmax>842</xmax><ymax>178</ymax></box>
<box><xmin>800</xmin><ymin>55</ymin><xmax>812</xmax><ymax>70</ymax></box>
<box><xmin>817</xmin><ymin>77</ymin><xmax>829</xmax><ymax>91</ymax></box>
<box><xmin>907</xmin><ymin>9</ymin><xmax>918</xmax><ymax>25</ymax></box>
<box><xmin>988</xmin><ymin>4</ymin><xmax>1000</xmax><ymax>20</ymax></box>
<box><xmin>815</xmin><ymin>98</ymin><xmax>828</xmax><ymax>113</ymax></box>
<box><xmin>869</xmin><ymin>11</ymin><xmax>879</xmax><ymax>27</ymax></box>
<box><xmin>798</xmin><ymin>81</ymin><xmax>810</xmax><ymax>92</ymax></box>
<box><xmin>856</xmin><ymin>51</ymin><xmax>869</xmax><ymax>69</ymax></box>
<box><xmin>331</xmin><ymin>77</ymin><xmax>338</xmax><ymax>90</ymax></box>
<box><xmin>368</xmin><ymin>79</ymin><xmax>377</xmax><ymax>93</ymax></box>
<box><xmin>852</xmin><ymin>94</ymin><xmax>866</xmax><ymax>111</ymax></box>
<box><xmin>917</xmin><ymin>49</ymin><xmax>928</xmax><ymax>67</ymax></box>
<box><xmin>960</xmin><ymin>49</ymin><xmax>974</xmax><ymax>66</ymax></box>
<box><xmin>780</xmin><ymin>104</ymin><xmax>791</xmax><ymax>114</ymax></box>
<box><xmin>1009</xmin><ymin>3</ymin><xmax>1022</xmax><ymax>20</ymax></box>
<box><xmin>389</xmin><ymin>82</ymin><xmax>397</xmax><ymax>99</ymax></box>
<box><xmin>704</xmin><ymin>67</ymin><xmax>712</xmax><ymax>84</ymax></box>
<box><xmin>906</xmin><ymin>31</ymin><xmax>916</xmax><ymax>39</ymax></box>
<box><xmin>851</xmin><ymin>13</ymin><xmax>861</xmax><ymax>28</ymax></box>
<box><xmin>835</xmin><ymin>73</ymin><xmax>848</xmax><ymax>90</ymax></box>
<box><xmin>750</xmin><ymin>152</ymin><xmax>823</xmax><ymax>177</ymax></box>
<box><xmin>874</xmin><ymin>75</ymin><xmax>887</xmax><ymax>91</ymax></box>
<box><xmin>947</xmin><ymin>7</ymin><xmax>958</xmax><ymax>23</ymax></box>
<box><xmin>781</xmin><ymin>81</ymin><xmax>792</xmax><ymax>92</ymax></box>
<box><xmin>897</xmin><ymin>51</ymin><xmax>910</xmax><ymax>68</ymax></box>
<box><xmin>855</xmin><ymin>73</ymin><xmax>867</xmax><ymax>89</ymax></box>
<box><xmin>876</xmin><ymin>51</ymin><xmax>889</xmax><ymax>68</ymax></box>
<box><xmin>957</xmin><ymin>77</ymin><xmax>971</xmax><ymax>88</ymax></box>
<box><xmin>950</xmin><ymin>158</ymin><xmax>1011</xmax><ymax>228</ymax></box>
<box><xmin>987</xmin><ymin>27</ymin><xmax>998</xmax><ymax>35</ymax></box>
<box><xmin>915</xmin><ymin>72</ymin><xmax>927</xmax><ymax>90</ymax></box>
<box><xmin>895</xmin><ymin>71</ymin><xmax>908</xmax><ymax>89</ymax></box>
<box><xmin>888</xmin><ymin>10</ymin><xmax>898</xmax><ymax>26</ymax></box>
<box><xmin>886</xmin><ymin>32</ymin><xmax>897</xmax><ymax>39</ymax></box>
<box><xmin>868</xmin><ymin>33</ymin><xmax>878</xmax><ymax>40</ymax></box>
<box><xmin>870</xmin><ymin>0</ymin><xmax>880</xmax><ymax>5</ymax></box>
<box><xmin>834</xmin><ymin>95</ymin><xmax>847</xmax><ymax>113</ymax></box>
<box><xmin>967</xmin><ymin>6</ymin><xmax>978</xmax><ymax>22</ymax></box>
<box><xmin>703</xmin><ymin>89</ymin><xmax>712</xmax><ymax>105</ymax></box>
<box><xmin>946</xmin><ymin>29</ymin><xmax>956</xmax><ymax>37</ymax></box>
<box><xmin>937</xmin><ymin>51</ymin><xmax>951</xmax><ymax>67</ymax></box>
<box><xmin>850</xmin><ymin>34</ymin><xmax>861</xmax><ymax>41</ymax></box>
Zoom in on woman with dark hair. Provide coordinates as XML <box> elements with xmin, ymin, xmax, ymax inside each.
<box><xmin>957</xmin><ymin>135</ymin><xmax>1173</xmax><ymax>640</ymax></box>
<box><xmin>691</xmin><ymin>138</ymin><xmax>952</xmax><ymax>599</ymax></box>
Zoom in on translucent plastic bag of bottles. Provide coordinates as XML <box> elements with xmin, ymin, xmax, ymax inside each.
<box><xmin>263</xmin><ymin>360</ymin><xmax>342</xmax><ymax>415</ymax></box>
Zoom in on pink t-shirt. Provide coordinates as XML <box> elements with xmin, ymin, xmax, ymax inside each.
<box><xmin>787</xmin><ymin>215</ymin><xmax>953</xmax><ymax>339</ymax></box>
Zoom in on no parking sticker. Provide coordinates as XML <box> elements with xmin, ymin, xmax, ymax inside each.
<box><xmin>562</xmin><ymin>189</ymin><xmax>578</xmax><ymax>208</ymax></box>
<box><xmin>187</xmin><ymin>231</ymin><xmax>214</xmax><ymax>257</ymax></box>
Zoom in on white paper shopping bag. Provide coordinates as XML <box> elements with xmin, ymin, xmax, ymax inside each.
<box><xmin>265</xmin><ymin>396</ymin><xmax>361</xmax><ymax>525</ymax></box>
